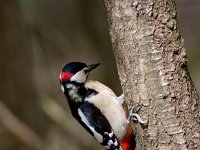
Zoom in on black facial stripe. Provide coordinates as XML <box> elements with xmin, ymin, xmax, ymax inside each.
<box><xmin>63</xmin><ymin>81</ymin><xmax>98</xmax><ymax>101</ymax></box>
<box><xmin>85</xmin><ymin>88</ymin><xmax>98</xmax><ymax>98</ymax></box>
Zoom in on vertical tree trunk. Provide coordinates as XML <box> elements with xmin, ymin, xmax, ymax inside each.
<box><xmin>103</xmin><ymin>0</ymin><xmax>200</xmax><ymax>149</ymax></box>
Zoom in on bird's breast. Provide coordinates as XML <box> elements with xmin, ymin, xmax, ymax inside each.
<box><xmin>85</xmin><ymin>81</ymin><xmax>127</xmax><ymax>140</ymax></box>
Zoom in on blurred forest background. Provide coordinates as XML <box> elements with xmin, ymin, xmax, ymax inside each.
<box><xmin>0</xmin><ymin>0</ymin><xmax>199</xmax><ymax>150</ymax></box>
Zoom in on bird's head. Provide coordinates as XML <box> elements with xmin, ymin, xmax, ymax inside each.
<box><xmin>60</xmin><ymin>62</ymin><xmax>100</xmax><ymax>84</ymax></box>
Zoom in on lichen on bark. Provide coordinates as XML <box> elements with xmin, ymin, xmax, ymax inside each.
<box><xmin>103</xmin><ymin>0</ymin><xmax>200</xmax><ymax>149</ymax></box>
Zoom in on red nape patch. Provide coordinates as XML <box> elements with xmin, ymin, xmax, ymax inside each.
<box><xmin>60</xmin><ymin>72</ymin><xmax>74</xmax><ymax>81</ymax></box>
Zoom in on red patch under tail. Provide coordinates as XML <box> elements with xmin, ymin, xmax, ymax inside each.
<box><xmin>120</xmin><ymin>125</ymin><xmax>135</xmax><ymax>150</ymax></box>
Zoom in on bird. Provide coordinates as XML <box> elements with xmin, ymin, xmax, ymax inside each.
<box><xmin>60</xmin><ymin>62</ymin><xmax>146</xmax><ymax>150</ymax></box>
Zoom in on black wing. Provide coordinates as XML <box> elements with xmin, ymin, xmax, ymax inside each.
<box><xmin>77</xmin><ymin>102</ymin><xmax>122</xmax><ymax>150</ymax></box>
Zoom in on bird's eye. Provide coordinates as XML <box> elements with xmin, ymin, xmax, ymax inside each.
<box><xmin>84</xmin><ymin>70</ymin><xmax>88</xmax><ymax>74</ymax></box>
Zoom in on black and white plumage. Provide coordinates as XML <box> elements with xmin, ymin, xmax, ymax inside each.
<box><xmin>60</xmin><ymin>62</ymin><xmax>128</xmax><ymax>150</ymax></box>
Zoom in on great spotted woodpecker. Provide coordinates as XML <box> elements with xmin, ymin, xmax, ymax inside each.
<box><xmin>60</xmin><ymin>62</ymin><xmax>146</xmax><ymax>150</ymax></box>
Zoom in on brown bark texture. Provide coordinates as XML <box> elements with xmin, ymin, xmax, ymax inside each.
<box><xmin>104</xmin><ymin>0</ymin><xmax>200</xmax><ymax>149</ymax></box>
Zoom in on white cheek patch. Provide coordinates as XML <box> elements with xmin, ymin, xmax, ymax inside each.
<box><xmin>70</xmin><ymin>69</ymin><xmax>87</xmax><ymax>83</ymax></box>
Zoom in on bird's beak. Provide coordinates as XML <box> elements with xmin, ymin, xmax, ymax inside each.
<box><xmin>86</xmin><ymin>63</ymin><xmax>100</xmax><ymax>72</ymax></box>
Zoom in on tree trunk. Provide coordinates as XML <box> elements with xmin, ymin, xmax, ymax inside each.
<box><xmin>103</xmin><ymin>0</ymin><xmax>200</xmax><ymax>149</ymax></box>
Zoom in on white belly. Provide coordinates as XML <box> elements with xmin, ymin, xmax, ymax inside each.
<box><xmin>85</xmin><ymin>81</ymin><xmax>128</xmax><ymax>140</ymax></box>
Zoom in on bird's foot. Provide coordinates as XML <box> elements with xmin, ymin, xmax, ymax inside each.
<box><xmin>127</xmin><ymin>103</ymin><xmax>147</xmax><ymax>124</ymax></box>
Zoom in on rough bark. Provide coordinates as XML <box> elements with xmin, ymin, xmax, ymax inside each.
<box><xmin>103</xmin><ymin>0</ymin><xmax>200</xmax><ymax>149</ymax></box>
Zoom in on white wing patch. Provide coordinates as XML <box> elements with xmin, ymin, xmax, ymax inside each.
<box><xmin>85</xmin><ymin>80</ymin><xmax>116</xmax><ymax>98</ymax></box>
<box><xmin>105</xmin><ymin>131</ymin><xmax>114</xmax><ymax>138</ymax></box>
<box><xmin>114</xmin><ymin>139</ymin><xmax>118</xmax><ymax>146</ymax></box>
<box><xmin>78</xmin><ymin>108</ymin><xmax>103</xmax><ymax>143</ymax></box>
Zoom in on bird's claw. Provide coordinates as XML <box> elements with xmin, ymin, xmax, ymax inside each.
<box><xmin>128</xmin><ymin>102</ymin><xmax>147</xmax><ymax>124</ymax></box>
<box><xmin>130</xmin><ymin>113</ymin><xmax>147</xmax><ymax>124</ymax></box>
